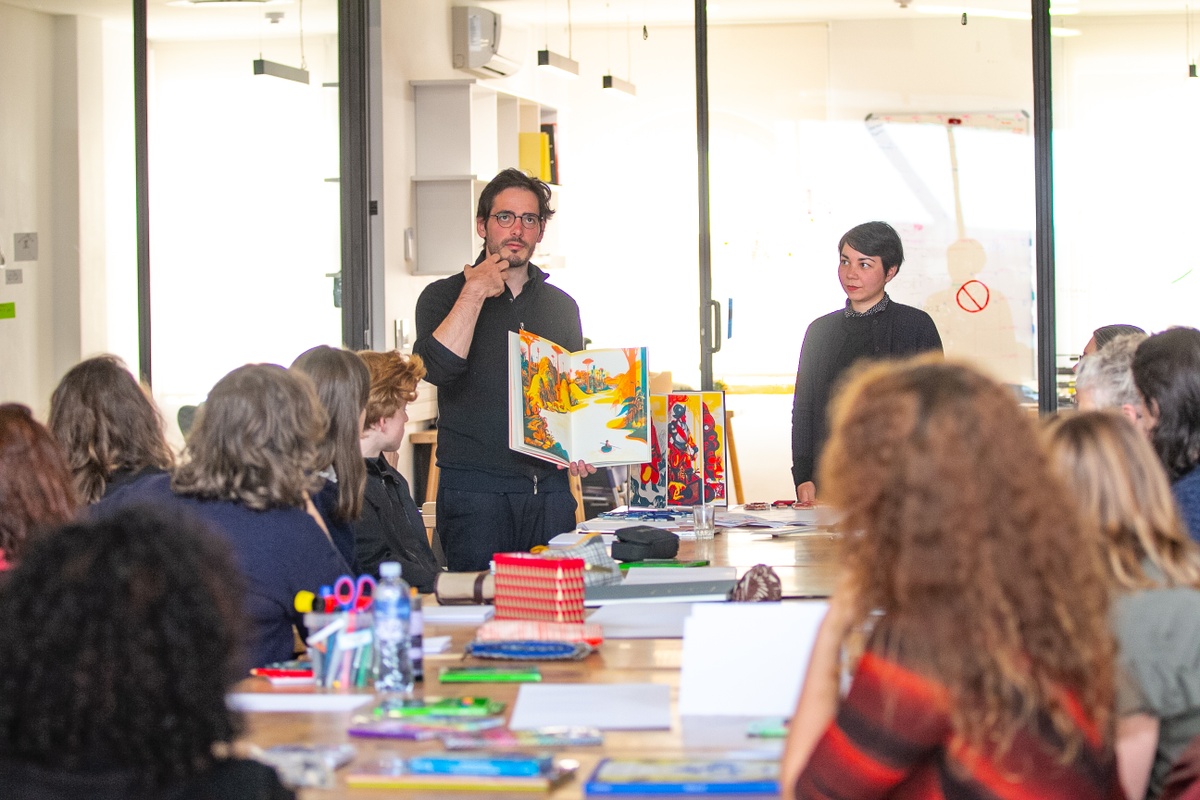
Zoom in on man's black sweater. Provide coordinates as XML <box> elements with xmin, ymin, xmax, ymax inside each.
<box><xmin>413</xmin><ymin>262</ymin><xmax>583</xmax><ymax>493</ymax></box>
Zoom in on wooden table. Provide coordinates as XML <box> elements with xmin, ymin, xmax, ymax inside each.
<box><xmin>239</xmin><ymin>525</ymin><xmax>841</xmax><ymax>797</ymax></box>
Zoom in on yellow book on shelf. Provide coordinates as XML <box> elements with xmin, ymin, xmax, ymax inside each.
<box><xmin>518</xmin><ymin>131</ymin><xmax>551</xmax><ymax>182</ymax></box>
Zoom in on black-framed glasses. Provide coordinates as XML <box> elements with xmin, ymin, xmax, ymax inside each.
<box><xmin>489</xmin><ymin>211</ymin><xmax>542</xmax><ymax>229</ymax></box>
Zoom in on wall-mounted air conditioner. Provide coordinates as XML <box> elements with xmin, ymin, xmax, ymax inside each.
<box><xmin>452</xmin><ymin>6</ymin><xmax>522</xmax><ymax>79</ymax></box>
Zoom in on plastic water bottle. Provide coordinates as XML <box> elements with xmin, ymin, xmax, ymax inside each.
<box><xmin>409</xmin><ymin>587</ymin><xmax>424</xmax><ymax>682</ymax></box>
<box><xmin>374</xmin><ymin>561</ymin><xmax>414</xmax><ymax>697</ymax></box>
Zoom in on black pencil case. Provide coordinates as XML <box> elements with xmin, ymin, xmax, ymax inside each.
<box><xmin>610</xmin><ymin>525</ymin><xmax>680</xmax><ymax>562</ymax></box>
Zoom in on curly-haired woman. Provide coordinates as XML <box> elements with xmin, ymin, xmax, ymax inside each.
<box><xmin>1048</xmin><ymin>411</ymin><xmax>1200</xmax><ymax>800</ymax></box>
<box><xmin>0</xmin><ymin>506</ymin><xmax>292</xmax><ymax>799</ymax></box>
<box><xmin>48</xmin><ymin>354</ymin><xmax>174</xmax><ymax>503</ymax></box>
<box><xmin>780</xmin><ymin>358</ymin><xmax>1121</xmax><ymax>800</ymax></box>
<box><xmin>100</xmin><ymin>364</ymin><xmax>349</xmax><ymax>667</ymax></box>
<box><xmin>355</xmin><ymin>349</ymin><xmax>440</xmax><ymax>588</ymax></box>
<box><xmin>0</xmin><ymin>404</ymin><xmax>77</xmax><ymax>569</ymax></box>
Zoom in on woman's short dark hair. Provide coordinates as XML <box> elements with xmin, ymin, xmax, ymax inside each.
<box><xmin>476</xmin><ymin>168</ymin><xmax>555</xmax><ymax>223</ymax></box>
<box><xmin>0</xmin><ymin>404</ymin><xmax>77</xmax><ymax>562</ymax></box>
<box><xmin>837</xmin><ymin>221</ymin><xmax>905</xmax><ymax>274</ymax></box>
<box><xmin>291</xmin><ymin>345</ymin><xmax>370</xmax><ymax>523</ymax></box>
<box><xmin>172</xmin><ymin>364</ymin><xmax>327</xmax><ymax>510</ymax></box>
<box><xmin>1133</xmin><ymin>326</ymin><xmax>1200</xmax><ymax>481</ymax></box>
<box><xmin>0</xmin><ymin>505</ymin><xmax>246</xmax><ymax>787</ymax></box>
<box><xmin>1093</xmin><ymin>324</ymin><xmax>1145</xmax><ymax>352</ymax></box>
<box><xmin>48</xmin><ymin>354</ymin><xmax>175</xmax><ymax>503</ymax></box>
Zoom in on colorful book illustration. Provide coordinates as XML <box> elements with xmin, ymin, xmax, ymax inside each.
<box><xmin>509</xmin><ymin>331</ymin><xmax>651</xmax><ymax>467</ymax></box>
<box><xmin>585</xmin><ymin>758</ymin><xmax>779</xmax><ymax>796</ymax></box>
<box><xmin>630</xmin><ymin>392</ymin><xmax>728</xmax><ymax>508</ymax></box>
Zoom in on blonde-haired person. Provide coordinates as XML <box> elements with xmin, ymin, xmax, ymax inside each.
<box><xmin>98</xmin><ymin>364</ymin><xmax>349</xmax><ymax>668</ymax></box>
<box><xmin>355</xmin><ymin>350</ymin><xmax>440</xmax><ymax>590</ymax></box>
<box><xmin>1047</xmin><ymin>411</ymin><xmax>1200</xmax><ymax>800</ymax></box>
<box><xmin>781</xmin><ymin>358</ymin><xmax>1121</xmax><ymax>800</ymax></box>
<box><xmin>48</xmin><ymin>354</ymin><xmax>174</xmax><ymax>503</ymax></box>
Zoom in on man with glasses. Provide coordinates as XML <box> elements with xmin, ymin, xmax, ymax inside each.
<box><xmin>413</xmin><ymin>168</ymin><xmax>593</xmax><ymax>572</ymax></box>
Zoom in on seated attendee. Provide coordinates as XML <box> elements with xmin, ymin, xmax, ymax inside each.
<box><xmin>100</xmin><ymin>364</ymin><xmax>349</xmax><ymax>667</ymax></box>
<box><xmin>0</xmin><ymin>405</ymin><xmax>77</xmax><ymax>570</ymax></box>
<box><xmin>356</xmin><ymin>350</ymin><xmax>440</xmax><ymax>590</ymax></box>
<box><xmin>1133</xmin><ymin>327</ymin><xmax>1200</xmax><ymax>543</ymax></box>
<box><xmin>0</xmin><ymin>506</ymin><xmax>293</xmax><ymax>799</ymax></box>
<box><xmin>48</xmin><ymin>354</ymin><xmax>174</xmax><ymax>503</ymax></box>
<box><xmin>790</xmin><ymin>221</ymin><xmax>942</xmax><ymax>504</ymax></box>
<box><xmin>290</xmin><ymin>345</ymin><xmax>371</xmax><ymax>573</ymax></box>
<box><xmin>780</xmin><ymin>358</ymin><xmax>1120</xmax><ymax>800</ymax></box>
<box><xmin>1076</xmin><ymin>332</ymin><xmax>1149</xmax><ymax>423</ymax></box>
<box><xmin>1048</xmin><ymin>412</ymin><xmax>1200</xmax><ymax>800</ymax></box>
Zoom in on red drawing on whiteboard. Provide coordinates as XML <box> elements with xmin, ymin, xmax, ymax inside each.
<box><xmin>956</xmin><ymin>280</ymin><xmax>990</xmax><ymax>313</ymax></box>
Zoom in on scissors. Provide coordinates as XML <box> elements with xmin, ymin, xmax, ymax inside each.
<box><xmin>333</xmin><ymin>574</ymin><xmax>376</xmax><ymax>611</ymax></box>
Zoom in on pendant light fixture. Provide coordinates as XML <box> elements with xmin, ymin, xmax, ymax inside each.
<box><xmin>538</xmin><ymin>0</ymin><xmax>580</xmax><ymax>77</ymax></box>
<box><xmin>601</xmin><ymin>3</ymin><xmax>636</xmax><ymax>96</ymax></box>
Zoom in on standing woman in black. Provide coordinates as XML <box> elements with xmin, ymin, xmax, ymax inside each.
<box><xmin>790</xmin><ymin>222</ymin><xmax>942</xmax><ymax>503</ymax></box>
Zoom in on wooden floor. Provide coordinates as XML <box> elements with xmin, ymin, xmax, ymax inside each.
<box><xmin>238</xmin><ymin>525</ymin><xmax>841</xmax><ymax>798</ymax></box>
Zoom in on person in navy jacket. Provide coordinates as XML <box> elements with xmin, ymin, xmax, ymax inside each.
<box><xmin>100</xmin><ymin>364</ymin><xmax>349</xmax><ymax>667</ymax></box>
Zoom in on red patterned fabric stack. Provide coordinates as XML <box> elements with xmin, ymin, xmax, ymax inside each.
<box><xmin>493</xmin><ymin>553</ymin><xmax>585</xmax><ymax>622</ymax></box>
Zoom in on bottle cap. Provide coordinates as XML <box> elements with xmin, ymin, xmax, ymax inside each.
<box><xmin>379</xmin><ymin>561</ymin><xmax>401</xmax><ymax>578</ymax></box>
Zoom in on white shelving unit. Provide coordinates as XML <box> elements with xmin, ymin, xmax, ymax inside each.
<box><xmin>411</xmin><ymin>79</ymin><xmax>563</xmax><ymax>275</ymax></box>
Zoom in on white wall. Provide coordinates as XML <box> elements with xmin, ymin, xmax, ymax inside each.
<box><xmin>0</xmin><ymin>5</ymin><xmax>127</xmax><ymax>416</ymax></box>
<box><xmin>0</xmin><ymin>4</ymin><xmax>55</xmax><ymax>411</ymax></box>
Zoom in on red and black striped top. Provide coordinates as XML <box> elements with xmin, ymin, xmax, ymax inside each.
<box><xmin>796</xmin><ymin>650</ymin><xmax>1124</xmax><ymax>800</ymax></box>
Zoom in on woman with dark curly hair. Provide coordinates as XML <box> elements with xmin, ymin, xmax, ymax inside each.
<box><xmin>48</xmin><ymin>354</ymin><xmax>174</xmax><ymax>503</ymax></box>
<box><xmin>100</xmin><ymin>364</ymin><xmax>349</xmax><ymax>667</ymax></box>
<box><xmin>290</xmin><ymin>345</ymin><xmax>370</xmax><ymax>572</ymax></box>
<box><xmin>0</xmin><ymin>404</ymin><xmax>77</xmax><ymax>569</ymax></box>
<box><xmin>1047</xmin><ymin>412</ymin><xmax>1200</xmax><ymax>800</ymax></box>
<box><xmin>1132</xmin><ymin>327</ymin><xmax>1200</xmax><ymax>543</ymax></box>
<box><xmin>781</xmin><ymin>358</ymin><xmax>1121</xmax><ymax>800</ymax></box>
<box><xmin>0</xmin><ymin>505</ymin><xmax>293</xmax><ymax>799</ymax></box>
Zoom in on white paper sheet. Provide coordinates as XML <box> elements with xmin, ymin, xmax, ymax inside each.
<box><xmin>226</xmin><ymin>693</ymin><xmax>375</xmax><ymax>713</ymax></box>
<box><xmin>508</xmin><ymin>683</ymin><xmax>672</xmax><ymax>730</ymax></box>
<box><xmin>423</xmin><ymin>635</ymin><xmax>452</xmax><ymax>653</ymax></box>
<box><xmin>587</xmin><ymin>602</ymin><xmax>697</xmax><ymax>638</ymax></box>
<box><xmin>422</xmin><ymin>605</ymin><xmax>495</xmax><ymax>624</ymax></box>
<box><xmin>678</xmin><ymin>601</ymin><xmax>829</xmax><ymax>717</ymax></box>
<box><xmin>549</xmin><ymin>531</ymin><xmax>617</xmax><ymax>548</ymax></box>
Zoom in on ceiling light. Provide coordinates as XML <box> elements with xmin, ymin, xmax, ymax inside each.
<box><xmin>539</xmin><ymin>0</ymin><xmax>580</xmax><ymax>79</ymax></box>
<box><xmin>601</xmin><ymin>74</ymin><xmax>636</xmax><ymax>96</ymax></box>
<box><xmin>538</xmin><ymin>49</ymin><xmax>580</xmax><ymax>77</ymax></box>
<box><xmin>253</xmin><ymin>58</ymin><xmax>309</xmax><ymax>84</ymax></box>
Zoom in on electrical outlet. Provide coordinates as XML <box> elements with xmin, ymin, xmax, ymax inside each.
<box><xmin>14</xmin><ymin>233</ymin><xmax>37</xmax><ymax>262</ymax></box>
<box><xmin>5</xmin><ymin>269</ymin><xmax>23</xmax><ymax>285</ymax></box>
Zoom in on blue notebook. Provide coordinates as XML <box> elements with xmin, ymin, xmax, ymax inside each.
<box><xmin>585</xmin><ymin>758</ymin><xmax>779</xmax><ymax>795</ymax></box>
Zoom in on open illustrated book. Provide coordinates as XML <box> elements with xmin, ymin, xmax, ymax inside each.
<box><xmin>508</xmin><ymin>330</ymin><xmax>651</xmax><ymax>467</ymax></box>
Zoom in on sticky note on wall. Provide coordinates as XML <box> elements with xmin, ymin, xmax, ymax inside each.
<box><xmin>0</xmin><ymin>302</ymin><xmax>15</xmax><ymax>320</ymax></box>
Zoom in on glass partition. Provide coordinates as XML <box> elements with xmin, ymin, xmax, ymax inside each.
<box><xmin>705</xmin><ymin>9</ymin><xmax>1037</xmax><ymax>499</ymax></box>
<box><xmin>1052</xmin><ymin>12</ymin><xmax>1200</xmax><ymax>398</ymax></box>
<box><xmin>145</xmin><ymin>0</ymin><xmax>342</xmax><ymax>440</ymax></box>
